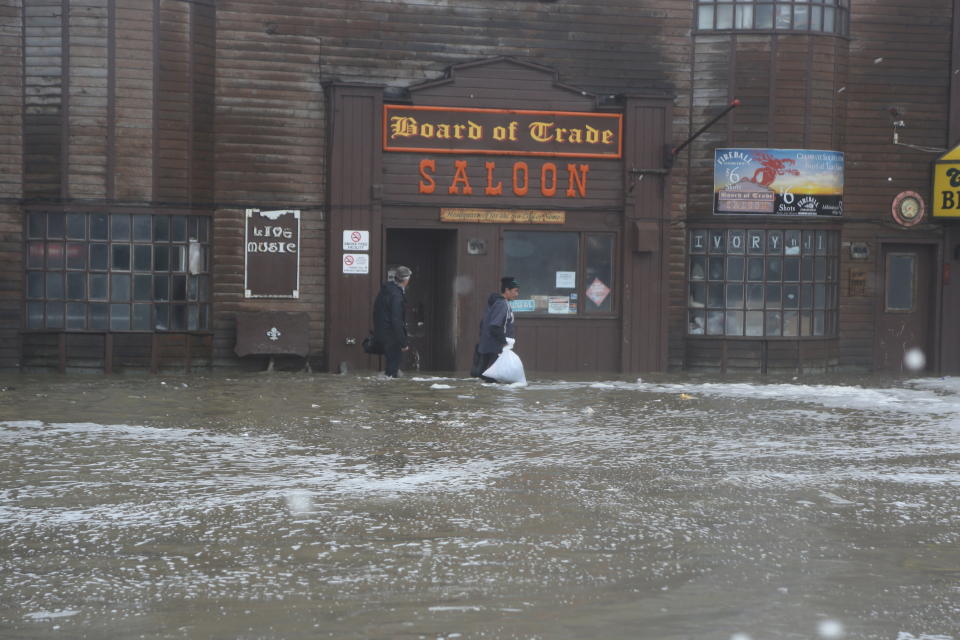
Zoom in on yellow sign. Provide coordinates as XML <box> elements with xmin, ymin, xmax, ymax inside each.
<box><xmin>440</xmin><ymin>208</ymin><xmax>566</xmax><ymax>224</ymax></box>
<box><xmin>933</xmin><ymin>142</ymin><xmax>960</xmax><ymax>217</ymax></box>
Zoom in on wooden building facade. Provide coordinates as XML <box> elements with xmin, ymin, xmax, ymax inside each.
<box><xmin>1</xmin><ymin>0</ymin><xmax>958</xmax><ymax>376</ymax></box>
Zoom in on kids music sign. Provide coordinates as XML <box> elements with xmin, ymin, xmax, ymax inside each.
<box><xmin>714</xmin><ymin>149</ymin><xmax>844</xmax><ymax>216</ymax></box>
<box><xmin>383</xmin><ymin>105</ymin><xmax>622</xmax><ymax>200</ymax></box>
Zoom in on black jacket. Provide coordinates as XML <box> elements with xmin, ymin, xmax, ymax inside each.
<box><xmin>373</xmin><ymin>282</ymin><xmax>408</xmax><ymax>348</ymax></box>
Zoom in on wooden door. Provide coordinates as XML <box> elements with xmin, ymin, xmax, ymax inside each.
<box><xmin>386</xmin><ymin>229</ymin><xmax>457</xmax><ymax>373</ymax></box>
<box><xmin>876</xmin><ymin>244</ymin><xmax>936</xmax><ymax>373</ymax></box>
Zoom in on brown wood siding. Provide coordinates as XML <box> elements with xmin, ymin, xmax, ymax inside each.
<box><xmin>114</xmin><ymin>0</ymin><xmax>155</xmax><ymax>202</ymax></box>
<box><xmin>67</xmin><ymin>0</ymin><xmax>109</xmax><ymax>201</ymax></box>
<box><xmin>0</xmin><ymin>0</ymin><xmax>23</xmax><ymax>370</ymax></box>
<box><xmin>23</xmin><ymin>0</ymin><xmax>64</xmax><ymax>198</ymax></box>
<box><xmin>212</xmin><ymin>0</ymin><xmax>325</xmax><ymax>367</ymax></box>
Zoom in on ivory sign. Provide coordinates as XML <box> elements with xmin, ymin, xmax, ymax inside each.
<box><xmin>244</xmin><ymin>209</ymin><xmax>300</xmax><ymax>298</ymax></box>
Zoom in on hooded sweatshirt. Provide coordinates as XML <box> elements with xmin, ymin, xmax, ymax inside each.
<box><xmin>478</xmin><ymin>292</ymin><xmax>516</xmax><ymax>354</ymax></box>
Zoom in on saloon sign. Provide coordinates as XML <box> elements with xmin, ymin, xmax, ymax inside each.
<box><xmin>714</xmin><ymin>148</ymin><xmax>844</xmax><ymax>216</ymax></box>
<box><xmin>384</xmin><ymin>105</ymin><xmax>622</xmax><ymax>201</ymax></box>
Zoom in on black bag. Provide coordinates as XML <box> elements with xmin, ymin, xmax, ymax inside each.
<box><xmin>469</xmin><ymin>343</ymin><xmax>484</xmax><ymax>377</ymax></box>
<box><xmin>362</xmin><ymin>331</ymin><xmax>384</xmax><ymax>355</ymax></box>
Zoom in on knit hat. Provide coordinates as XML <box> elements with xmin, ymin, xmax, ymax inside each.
<box><xmin>500</xmin><ymin>276</ymin><xmax>519</xmax><ymax>291</ymax></box>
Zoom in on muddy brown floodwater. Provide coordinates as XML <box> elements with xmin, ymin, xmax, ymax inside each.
<box><xmin>1</xmin><ymin>370</ymin><xmax>958</xmax><ymax>639</ymax></box>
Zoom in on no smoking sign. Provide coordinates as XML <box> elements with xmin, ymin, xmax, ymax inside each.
<box><xmin>342</xmin><ymin>253</ymin><xmax>369</xmax><ymax>274</ymax></box>
<box><xmin>342</xmin><ymin>230</ymin><xmax>370</xmax><ymax>251</ymax></box>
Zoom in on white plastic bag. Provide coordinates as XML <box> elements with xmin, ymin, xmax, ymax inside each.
<box><xmin>482</xmin><ymin>338</ymin><xmax>527</xmax><ymax>385</ymax></box>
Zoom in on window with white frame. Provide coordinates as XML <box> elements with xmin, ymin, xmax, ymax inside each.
<box><xmin>687</xmin><ymin>228</ymin><xmax>839</xmax><ymax>337</ymax></box>
<box><xmin>696</xmin><ymin>0</ymin><xmax>849</xmax><ymax>35</ymax></box>
<box><xmin>25</xmin><ymin>212</ymin><xmax>212</xmax><ymax>332</ymax></box>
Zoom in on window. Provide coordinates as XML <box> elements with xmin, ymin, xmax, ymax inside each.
<box><xmin>696</xmin><ymin>0</ymin><xmax>849</xmax><ymax>35</ymax></box>
<box><xmin>503</xmin><ymin>230</ymin><xmax>615</xmax><ymax>315</ymax></box>
<box><xmin>687</xmin><ymin>228</ymin><xmax>838</xmax><ymax>337</ymax></box>
<box><xmin>885</xmin><ymin>254</ymin><xmax>915</xmax><ymax>312</ymax></box>
<box><xmin>25</xmin><ymin>212</ymin><xmax>211</xmax><ymax>332</ymax></box>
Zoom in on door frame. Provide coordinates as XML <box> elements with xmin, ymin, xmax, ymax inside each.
<box><xmin>873</xmin><ymin>238</ymin><xmax>942</xmax><ymax>373</ymax></box>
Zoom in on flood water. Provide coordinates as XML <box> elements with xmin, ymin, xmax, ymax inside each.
<box><xmin>1</xmin><ymin>370</ymin><xmax>958</xmax><ymax>640</ymax></box>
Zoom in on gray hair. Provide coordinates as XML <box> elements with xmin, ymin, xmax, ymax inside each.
<box><xmin>393</xmin><ymin>265</ymin><xmax>412</xmax><ymax>283</ymax></box>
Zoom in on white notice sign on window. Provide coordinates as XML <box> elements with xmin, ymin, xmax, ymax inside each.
<box><xmin>556</xmin><ymin>271</ymin><xmax>576</xmax><ymax>288</ymax></box>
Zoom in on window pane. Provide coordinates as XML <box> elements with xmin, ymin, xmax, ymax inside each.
<box><xmin>810</xmin><ymin>6</ymin><xmax>823</xmax><ymax>31</ymax></box>
<box><xmin>110</xmin><ymin>304</ymin><xmax>130</xmax><ymax>331</ymax></box>
<box><xmin>154</xmin><ymin>276</ymin><xmax>169</xmax><ymax>301</ymax></box>
<box><xmin>726</xmin><ymin>256</ymin><xmax>744</xmax><ymax>281</ymax></box>
<box><xmin>747</xmin><ymin>284</ymin><xmax>764</xmax><ymax>309</ymax></box>
<box><xmin>698</xmin><ymin>5</ymin><xmax>715</xmax><ymax>29</ymax></box>
<box><xmin>133</xmin><ymin>215</ymin><xmax>152</xmax><ymax>241</ymax></box>
<box><xmin>172</xmin><ymin>216</ymin><xmax>187</xmax><ymax>242</ymax></box>
<box><xmin>133</xmin><ymin>245</ymin><xmax>152</xmax><ymax>271</ymax></box>
<box><xmin>690</xmin><ymin>282</ymin><xmax>706</xmax><ymax>308</ymax></box>
<box><xmin>709</xmin><ymin>230</ymin><xmax>725</xmax><ymax>253</ymax></box>
<box><xmin>776</xmin><ymin>4</ymin><xmax>792</xmax><ymax>28</ymax></box>
<box><xmin>47</xmin><ymin>213</ymin><xmax>64</xmax><ymax>238</ymax></box>
<box><xmin>188</xmin><ymin>305</ymin><xmax>199</xmax><ymax>331</ymax></box>
<box><xmin>584</xmin><ymin>234</ymin><xmax>614</xmax><ymax>312</ymax></box>
<box><xmin>735</xmin><ymin>4</ymin><xmax>753</xmax><ymax>29</ymax></box>
<box><xmin>708</xmin><ymin>283</ymin><xmax>724</xmax><ymax>308</ymax></box>
<box><xmin>725</xmin><ymin>310</ymin><xmax>744</xmax><ymax>336</ymax></box>
<box><xmin>690</xmin><ymin>229</ymin><xmax>707</xmax><ymax>253</ymax></box>
<box><xmin>172</xmin><ymin>275</ymin><xmax>187</xmax><ymax>301</ymax></box>
<box><xmin>133</xmin><ymin>275</ymin><xmax>152</xmax><ymax>301</ymax></box>
<box><xmin>783</xmin><ymin>257</ymin><xmax>800</xmax><ymax>282</ymax></box>
<box><xmin>765</xmin><ymin>311</ymin><xmax>782</xmax><ymax>336</ymax></box>
<box><xmin>111</xmin><ymin>214</ymin><xmax>130</xmax><ymax>241</ymax></box>
<box><xmin>783</xmin><ymin>310</ymin><xmax>799</xmax><ymax>336</ymax></box>
<box><xmin>689</xmin><ymin>310</ymin><xmax>705</xmax><ymax>335</ymax></box>
<box><xmin>47</xmin><ymin>243</ymin><xmax>64</xmax><ymax>269</ymax></box>
<box><xmin>503</xmin><ymin>231</ymin><xmax>579</xmax><ymax>314</ymax></box>
<box><xmin>67</xmin><ymin>272</ymin><xmax>85</xmax><ymax>299</ymax></box>
<box><xmin>46</xmin><ymin>302</ymin><xmax>65</xmax><ymax>328</ymax></box>
<box><xmin>767</xmin><ymin>230</ymin><xmax>783</xmax><ymax>254</ymax></box>
<box><xmin>747</xmin><ymin>230</ymin><xmax>764</xmax><ymax>254</ymax></box>
<box><xmin>27</xmin><ymin>301</ymin><xmax>44</xmax><ymax>328</ymax></box>
<box><xmin>756</xmin><ymin>3</ymin><xmax>774</xmax><ymax>28</ymax></box>
<box><xmin>155</xmin><ymin>246</ymin><xmax>169</xmax><ymax>271</ymax></box>
<box><xmin>155</xmin><ymin>304</ymin><xmax>169</xmax><ymax>331</ymax></box>
<box><xmin>111</xmin><ymin>274</ymin><xmax>131</xmax><ymax>302</ymax></box>
<box><xmin>66</xmin><ymin>243</ymin><xmax>86</xmax><ymax>269</ymax></box>
<box><xmin>746</xmin><ymin>310</ymin><xmax>764</xmax><ymax>336</ymax></box>
<box><xmin>154</xmin><ymin>216</ymin><xmax>170</xmax><ymax>241</ymax></box>
<box><xmin>783</xmin><ymin>284</ymin><xmax>799</xmax><ymax>309</ymax></box>
<box><xmin>66</xmin><ymin>213</ymin><xmax>86</xmax><ymax>239</ymax></box>
<box><xmin>690</xmin><ymin>256</ymin><xmax>706</xmax><ymax>280</ymax></box>
<box><xmin>91</xmin><ymin>214</ymin><xmax>108</xmax><ymax>240</ymax></box>
<box><xmin>132</xmin><ymin>304</ymin><xmax>152</xmax><ymax>331</ymax></box>
<box><xmin>170</xmin><ymin>245</ymin><xmax>186</xmax><ymax>272</ymax></box>
<box><xmin>717</xmin><ymin>3</ymin><xmax>733</xmax><ymax>28</ymax></box>
<box><xmin>747</xmin><ymin>257</ymin><xmax>764</xmax><ymax>281</ymax></box>
<box><xmin>90</xmin><ymin>244</ymin><xmax>108</xmax><ymax>270</ymax></box>
<box><xmin>707</xmin><ymin>310</ymin><xmax>725</xmax><ymax>335</ymax></box>
<box><xmin>89</xmin><ymin>273</ymin><xmax>108</xmax><ymax>300</ymax></box>
<box><xmin>46</xmin><ymin>272</ymin><xmax>64</xmax><ymax>299</ymax></box>
<box><xmin>766</xmin><ymin>257</ymin><xmax>782</xmax><ymax>281</ymax></box>
<box><xmin>815</xmin><ymin>284</ymin><xmax>826</xmax><ymax>309</ymax></box>
<box><xmin>765</xmin><ymin>284</ymin><xmax>781</xmax><ymax>309</ymax></box>
<box><xmin>784</xmin><ymin>230</ymin><xmax>801</xmax><ymax>255</ymax></box>
<box><xmin>112</xmin><ymin>244</ymin><xmax>131</xmax><ymax>270</ymax></box>
<box><xmin>171</xmin><ymin>304</ymin><xmax>187</xmax><ymax>330</ymax></box>
<box><xmin>824</xmin><ymin>7</ymin><xmax>835</xmax><ymax>32</ymax></box>
<box><xmin>794</xmin><ymin>4</ymin><xmax>809</xmax><ymax>29</ymax></box>
<box><xmin>726</xmin><ymin>284</ymin><xmax>744</xmax><ymax>308</ymax></box>
<box><xmin>708</xmin><ymin>256</ymin><xmax>724</xmax><ymax>280</ymax></box>
<box><xmin>727</xmin><ymin>230</ymin><xmax>745</xmax><ymax>254</ymax></box>
<box><xmin>198</xmin><ymin>275</ymin><xmax>209</xmax><ymax>302</ymax></box>
<box><xmin>27</xmin><ymin>272</ymin><xmax>43</xmax><ymax>299</ymax></box>
<box><xmin>90</xmin><ymin>303</ymin><xmax>109</xmax><ymax>330</ymax></box>
<box><xmin>66</xmin><ymin>302</ymin><xmax>86</xmax><ymax>329</ymax></box>
<box><xmin>28</xmin><ymin>213</ymin><xmax>45</xmax><ymax>238</ymax></box>
<box><xmin>28</xmin><ymin>242</ymin><xmax>44</xmax><ymax>268</ymax></box>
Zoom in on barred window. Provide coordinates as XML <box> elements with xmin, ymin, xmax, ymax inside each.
<box><xmin>687</xmin><ymin>229</ymin><xmax>838</xmax><ymax>337</ymax></box>
<box><xmin>25</xmin><ymin>212</ymin><xmax>211</xmax><ymax>332</ymax></box>
<box><xmin>696</xmin><ymin>0</ymin><xmax>850</xmax><ymax>35</ymax></box>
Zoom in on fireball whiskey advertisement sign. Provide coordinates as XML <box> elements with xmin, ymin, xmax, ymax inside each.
<box><xmin>714</xmin><ymin>149</ymin><xmax>844</xmax><ymax>216</ymax></box>
<box><xmin>244</xmin><ymin>209</ymin><xmax>301</xmax><ymax>298</ymax></box>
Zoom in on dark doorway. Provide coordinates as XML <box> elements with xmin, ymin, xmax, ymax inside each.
<box><xmin>386</xmin><ymin>228</ymin><xmax>458</xmax><ymax>373</ymax></box>
<box><xmin>876</xmin><ymin>243</ymin><xmax>937</xmax><ymax>373</ymax></box>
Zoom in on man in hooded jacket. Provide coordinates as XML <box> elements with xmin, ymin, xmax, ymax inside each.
<box><xmin>476</xmin><ymin>277</ymin><xmax>519</xmax><ymax>381</ymax></box>
<box><xmin>373</xmin><ymin>265</ymin><xmax>411</xmax><ymax>377</ymax></box>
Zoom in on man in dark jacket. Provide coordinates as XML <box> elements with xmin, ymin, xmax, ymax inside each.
<box><xmin>373</xmin><ymin>265</ymin><xmax>411</xmax><ymax>377</ymax></box>
<box><xmin>476</xmin><ymin>276</ymin><xmax>519</xmax><ymax>381</ymax></box>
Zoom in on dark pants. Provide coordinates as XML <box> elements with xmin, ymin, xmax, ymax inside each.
<box><xmin>478</xmin><ymin>351</ymin><xmax>499</xmax><ymax>382</ymax></box>
<box><xmin>384</xmin><ymin>343</ymin><xmax>403</xmax><ymax>377</ymax></box>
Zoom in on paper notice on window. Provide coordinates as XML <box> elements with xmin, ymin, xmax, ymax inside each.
<box><xmin>548</xmin><ymin>296</ymin><xmax>572</xmax><ymax>314</ymax></box>
<box><xmin>556</xmin><ymin>271</ymin><xmax>576</xmax><ymax>289</ymax></box>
